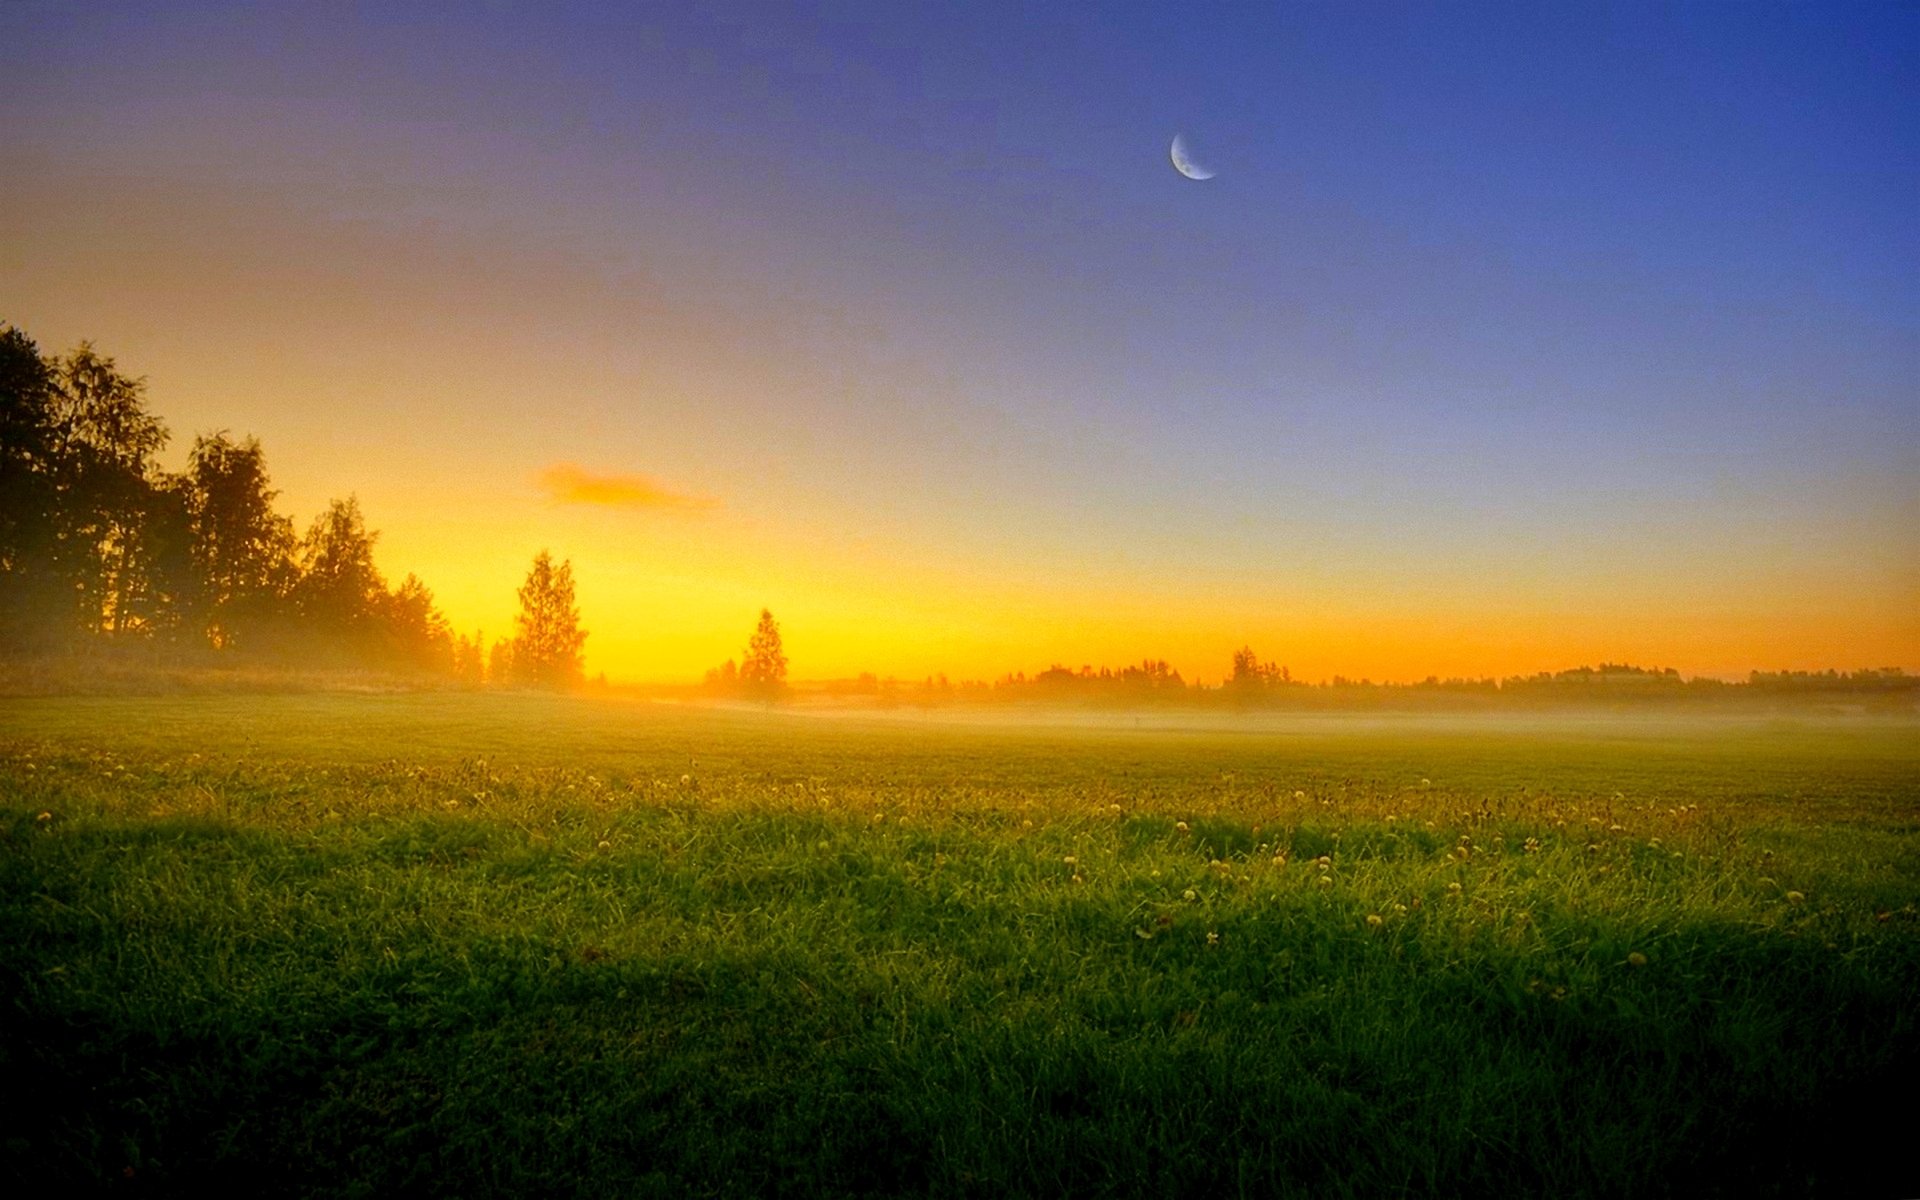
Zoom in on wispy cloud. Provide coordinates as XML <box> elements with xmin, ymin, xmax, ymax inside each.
<box><xmin>536</xmin><ymin>463</ymin><xmax>719</xmax><ymax>512</ymax></box>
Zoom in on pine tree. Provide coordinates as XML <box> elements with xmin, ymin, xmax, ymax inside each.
<box><xmin>739</xmin><ymin>608</ymin><xmax>787</xmax><ymax>700</ymax></box>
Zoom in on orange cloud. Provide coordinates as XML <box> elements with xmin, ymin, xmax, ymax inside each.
<box><xmin>536</xmin><ymin>463</ymin><xmax>719</xmax><ymax>512</ymax></box>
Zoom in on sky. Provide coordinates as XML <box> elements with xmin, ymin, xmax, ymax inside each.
<box><xmin>3</xmin><ymin>1</ymin><xmax>1915</xmax><ymax>684</ymax></box>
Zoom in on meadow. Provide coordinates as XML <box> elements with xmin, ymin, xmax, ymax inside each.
<box><xmin>2</xmin><ymin>693</ymin><xmax>1915</xmax><ymax>1197</ymax></box>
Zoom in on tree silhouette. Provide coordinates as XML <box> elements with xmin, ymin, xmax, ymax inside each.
<box><xmin>509</xmin><ymin>550</ymin><xmax>585</xmax><ymax>689</ymax></box>
<box><xmin>0</xmin><ymin>323</ymin><xmax>475</xmax><ymax>674</ymax></box>
<box><xmin>1229</xmin><ymin>646</ymin><xmax>1288</xmax><ymax>695</ymax></box>
<box><xmin>48</xmin><ymin>343</ymin><xmax>172</xmax><ymax>637</ymax></box>
<box><xmin>0</xmin><ymin>326</ymin><xmax>68</xmax><ymax>650</ymax></box>
<box><xmin>379</xmin><ymin>573</ymin><xmax>454</xmax><ymax>671</ymax></box>
<box><xmin>739</xmin><ymin>608</ymin><xmax>787</xmax><ymax>700</ymax></box>
<box><xmin>702</xmin><ymin>658</ymin><xmax>739</xmax><ymax>694</ymax></box>
<box><xmin>185</xmin><ymin>432</ymin><xmax>295</xmax><ymax>650</ymax></box>
<box><xmin>487</xmin><ymin>636</ymin><xmax>515</xmax><ymax>686</ymax></box>
<box><xmin>452</xmin><ymin>629</ymin><xmax>486</xmax><ymax>687</ymax></box>
<box><xmin>294</xmin><ymin>496</ymin><xmax>385</xmax><ymax>647</ymax></box>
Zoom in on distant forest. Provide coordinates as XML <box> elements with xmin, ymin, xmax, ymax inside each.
<box><xmin>4</xmin><ymin>324</ymin><xmax>1912</xmax><ymax>706</ymax></box>
<box><xmin>816</xmin><ymin>658</ymin><xmax>1916</xmax><ymax>710</ymax></box>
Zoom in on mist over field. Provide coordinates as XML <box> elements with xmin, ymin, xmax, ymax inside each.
<box><xmin>4</xmin><ymin>692</ymin><xmax>1917</xmax><ymax>1195</ymax></box>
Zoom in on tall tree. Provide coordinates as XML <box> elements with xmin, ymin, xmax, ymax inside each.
<box><xmin>0</xmin><ymin>326</ymin><xmax>64</xmax><ymax>650</ymax></box>
<box><xmin>46</xmin><ymin>343</ymin><xmax>173</xmax><ymax>638</ymax></box>
<box><xmin>739</xmin><ymin>608</ymin><xmax>788</xmax><ymax>700</ymax></box>
<box><xmin>185</xmin><ymin>432</ymin><xmax>295</xmax><ymax>649</ymax></box>
<box><xmin>378</xmin><ymin>573</ymin><xmax>454</xmax><ymax>671</ymax></box>
<box><xmin>1229</xmin><ymin>646</ymin><xmax>1264</xmax><ymax>690</ymax></box>
<box><xmin>508</xmin><ymin>550</ymin><xmax>585</xmax><ymax>689</ymax></box>
<box><xmin>293</xmin><ymin>496</ymin><xmax>385</xmax><ymax>652</ymax></box>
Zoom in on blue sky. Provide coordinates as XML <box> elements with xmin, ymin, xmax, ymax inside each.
<box><xmin>3</xmin><ymin>2</ymin><xmax>1915</xmax><ymax>679</ymax></box>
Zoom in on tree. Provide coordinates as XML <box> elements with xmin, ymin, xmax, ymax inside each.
<box><xmin>509</xmin><ymin>550</ymin><xmax>585</xmax><ymax>689</ymax></box>
<box><xmin>702</xmin><ymin>658</ymin><xmax>739</xmax><ymax>694</ymax></box>
<box><xmin>378</xmin><ymin>573</ymin><xmax>454</xmax><ymax>672</ymax></box>
<box><xmin>1229</xmin><ymin>646</ymin><xmax>1263</xmax><ymax>690</ymax></box>
<box><xmin>452</xmin><ymin>629</ymin><xmax>486</xmax><ymax>687</ymax></box>
<box><xmin>184</xmin><ymin>432</ymin><xmax>296</xmax><ymax>649</ymax></box>
<box><xmin>293</xmin><ymin>496</ymin><xmax>385</xmax><ymax>652</ymax></box>
<box><xmin>487</xmin><ymin>636</ymin><xmax>514</xmax><ymax>686</ymax></box>
<box><xmin>46</xmin><ymin>342</ymin><xmax>173</xmax><ymax>638</ymax></box>
<box><xmin>739</xmin><ymin>608</ymin><xmax>787</xmax><ymax>700</ymax></box>
<box><xmin>1</xmin><ymin>326</ymin><xmax>471</xmax><ymax>673</ymax></box>
<box><xmin>0</xmin><ymin>326</ymin><xmax>65</xmax><ymax>650</ymax></box>
<box><xmin>1228</xmin><ymin>646</ymin><xmax>1289</xmax><ymax>699</ymax></box>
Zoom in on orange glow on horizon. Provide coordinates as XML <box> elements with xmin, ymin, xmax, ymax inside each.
<box><xmin>366</xmin><ymin>489</ymin><xmax>1918</xmax><ymax>688</ymax></box>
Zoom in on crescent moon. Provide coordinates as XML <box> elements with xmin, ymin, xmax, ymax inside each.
<box><xmin>1170</xmin><ymin>133</ymin><xmax>1214</xmax><ymax>181</ymax></box>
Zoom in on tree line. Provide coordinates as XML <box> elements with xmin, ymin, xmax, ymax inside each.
<box><xmin>0</xmin><ymin>324</ymin><xmax>595</xmax><ymax>688</ymax></box>
<box><xmin>6</xmin><ymin>325</ymin><xmax>1903</xmax><ymax>705</ymax></box>
<box><xmin>814</xmin><ymin>651</ymin><xmax>1914</xmax><ymax>711</ymax></box>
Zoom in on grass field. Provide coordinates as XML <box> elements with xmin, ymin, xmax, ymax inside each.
<box><xmin>3</xmin><ymin>694</ymin><xmax>1916</xmax><ymax>1197</ymax></box>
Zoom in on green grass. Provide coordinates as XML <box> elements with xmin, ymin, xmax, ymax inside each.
<box><xmin>2</xmin><ymin>694</ymin><xmax>1916</xmax><ymax>1197</ymax></box>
